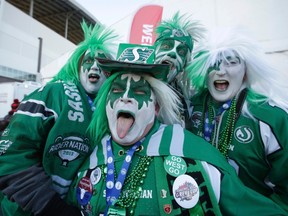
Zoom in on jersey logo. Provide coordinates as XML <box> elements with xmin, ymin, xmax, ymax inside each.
<box><xmin>48</xmin><ymin>135</ymin><xmax>90</xmax><ymax>166</ymax></box>
<box><xmin>117</xmin><ymin>47</ymin><xmax>154</xmax><ymax>63</ymax></box>
<box><xmin>234</xmin><ymin>126</ymin><xmax>254</xmax><ymax>143</ymax></box>
<box><xmin>0</xmin><ymin>139</ymin><xmax>13</xmax><ymax>155</ymax></box>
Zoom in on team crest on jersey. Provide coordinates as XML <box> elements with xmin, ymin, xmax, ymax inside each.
<box><xmin>234</xmin><ymin>126</ymin><xmax>254</xmax><ymax>143</ymax></box>
<box><xmin>48</xmin><ymin>135</ymin><xmax>90</xmax><ymax>166</ymax></box>
<box><xmin>191</xmin><ymin>111</ymin><xmax>202</xmax><ymax>129</ymax></box>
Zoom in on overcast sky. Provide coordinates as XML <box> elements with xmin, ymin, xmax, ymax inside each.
<box><xmin>74</xmin><ymin>0</ymin><xmax>154</xmax><ymax>26</ymax></box>
<box><xmin>72</xmin><ymin>0</ymin><xmax>288</xmax><ymax>73</ymax></box>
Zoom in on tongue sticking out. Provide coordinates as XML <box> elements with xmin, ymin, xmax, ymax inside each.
<box><xmin>117</xmin><ymin>115</ymin><xmax>134</xmax><ymax>139</ymax></box>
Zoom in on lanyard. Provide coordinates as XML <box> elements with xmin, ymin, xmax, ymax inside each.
<box><xmin>105</xmin><ymin>138</ymin><xmax>142</xmax><ymax>214</ymax></box>
<box><xmin>204</xmin><ymin>99</ymin><xmax>232</xmax><ymax>142</ymax></box>
<box><xmin>86</xmin><ymin>94</ymin><xmax>95</xmax><ymax>111</ymax></box>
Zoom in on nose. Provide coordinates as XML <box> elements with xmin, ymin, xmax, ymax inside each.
<box><xmin>120</xmin><ymin>98</ymin><xmax>133</xmax><ymax>104</ymax></box>
<box><xmin>215</xmin><ymin>69</ymin><xmax>226</xmax><ymax>76</ymax></box>
<box><xmin>91</xmin><ymin>61</ymin><xmax>100</xmax><ymax>71</ymax></box>
<box><xmin>167</xmin><ymin>52</ymin><xmax>176</xmax><ymax>59</ymax></box>
<box><xmin>215</xmin><ymin>64</ymin><xmax>227</xmax><ymax>76</ymax></box>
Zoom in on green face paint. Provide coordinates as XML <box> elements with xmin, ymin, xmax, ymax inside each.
<box><xmin>159</xmin><ymin>39</ymin><xmax>175</xmax><ymax>52</ymax></box>
<box><xmin>207</xmin><ymin>51</ymin><xmax>246</xmax><ymax>102</ymax></box>
<box><xmin>176</xmin><ymin>43</ymin><xmax>189</xmax><ymax>59</ymax></box>
<box><xmin>106</xmin><ymin>73</ymin><xmax>157</xmax><ymax>145</ymax></box>
<box><xmin>155</xmin><ymin>39</ymin><xmax>190</xmax><ymax>83</ymax></box>
<box><xmin>208</xmin><ymin>62</ymin><xmax>220</xmax><ymax>74</ymax></box>
<box><xmin>81</xmin><ymin>51</ymin><xmax>95</xmax><ymax>73</ymax></box>
<box><xmin>81</xmin><ymin>49</ymin><xmax>109</xmax><ymax>73</ymax></box>
<box><xmin>156</xmin><ymin>28</ymin><xmax>193</xmax><ymax>51</ymax></box>
<box><xmin>208</xmin><ymin>56</ymin><xmax>242</xmax><ymax>74</ymax></box>
<box><xmin>108</xmin><ymin>74</ymin><xmax>152</xmax><ymax>110</ymax></box>
<box><xmin>159</xmin><ymin>39</ymin><xmax>188</xmax><ymax>61</ymax></box>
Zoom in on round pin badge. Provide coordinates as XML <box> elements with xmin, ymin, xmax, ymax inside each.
<box><xmin>76</xmin><ymin>176</ymin><xmax>93</xmax><ymax>206</ymax></box>
<box><xmin>172</xmin><ymin>174</ymin><xmax>199</xmax><ymax>209</ymax></box>
<box><xmin>90</xmin><ymin>167</ymin><xmax>102</xmax><ymax>185</ymax></box>
<box><xmin>164</xmin><ymin>155</ymin><xmax>187</xmax><ymax>177</ymax></box>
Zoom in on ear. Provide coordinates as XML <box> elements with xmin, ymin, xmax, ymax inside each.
<box><xmin>243</xmin><ymin>72</ymin><xmax>247</xmax><ymax>81</ymax></box>
<box><xmin>155</xmin><ymin>103</ymin><xmax>160</xmax><ymax>116</ymax></box>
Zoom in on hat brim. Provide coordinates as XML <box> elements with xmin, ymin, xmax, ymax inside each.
<box><xmin>96</xmin><ymin>58</ymin><xmax>170</xmax><ymax>82</ymax></box>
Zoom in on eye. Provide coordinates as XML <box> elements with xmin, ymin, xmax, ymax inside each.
<box><xmin>84</xmin><ymin>58</ymin><xmax>94</xmax><ymax>64</ymax></box>
<box><xmin>112</xmin><ymin>88</ymin><xmax>124</xmax><ymax>93</ymax></box>
<box><xmin>161</xmin><ymin>43</ymin><xmax>170</xmax><ymax>50</ymax></box>
<box><xmin>177</xmin><ymin>45</ymin><xmax>188</xmax><ymax>57</ymax></box>
<box><xmin>229</xmin><ymin>59</ymin><xmax>239</xmax><ymax>65</ymax></box>
<box><xmin>223</xmin><ymin>57</ymin><xmax>240</xmax><ymax>66</ymax></box>
<box><xmin>134</xmin><ymin>90</ymin><xmax>146</xmax><ymax>95</ymax></box>
<box><xmin>178</xmin><ymin>48</ymin><xmax>187</xmax><ymax>57</ymax></box>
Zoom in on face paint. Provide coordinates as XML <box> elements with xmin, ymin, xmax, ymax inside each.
<box><xmin>80</xmin><ymin>50</ymin><xmax>107</xmax><ymax>95</ymax></box>
<box><xmin>155</xmin><ymin>39</ymin><xmax>189</xmax><ymax>83</ymax></box>
<box><xmin>207</xmin><ymin>51</ymin><xmax>246</xmax><ymax>102</ymax></box>
<box><xmin>106</xmin><ymin>74</ymin><xmax>156</xmax><ymax>145</ymax></box>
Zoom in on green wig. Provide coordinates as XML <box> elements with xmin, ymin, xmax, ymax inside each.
<box><xmin>87</xmin><ymin>72</ymin><xmax>119</xmax><ymax>143</ymax></box>
<box><xmin>154</xmin><ymin>11</ymin><xmax>206</xmax><ymax>53</ymax></box>
<box><xmin>50</xmin><ymin>21</ymin><xmax>118</xmax><ymax>83</ymax></box>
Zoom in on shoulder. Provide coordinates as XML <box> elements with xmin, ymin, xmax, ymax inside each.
<box><xmin>19</xmin><ymin>82</ymin><xmax>70</xmax><ymax>109</ymax></box>
<box><xmin>248</xmin><ymin>101</ymin><xmax>288</xmax><ymax>122</ymax></box>
<box><xmin>149</xmin><ymin>124</ymin><xmax>236</xmax><ymax>174</ymax></box>
<box><xmin>28</xmin><ymin>82</ymin><xmax>65</xmax><ymax>96</ymax></box>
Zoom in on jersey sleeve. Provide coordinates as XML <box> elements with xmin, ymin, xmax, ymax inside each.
<box><xmin>253</xmin><ymin>104</ymin><xmax>288</xmax><ymax>212</ymax></box>
<box><xmin>261</xmin><ymin>112</ymin><xmax>288</xmax><ymax>212</ymax></box>
<box><xmin>219</xmin><ymin>166</ymin><xmax>287</xmax><ymax>216</ymax></box>
<box><xmin>0</xmin><ymin>83</ymin><xmax>65</xmax><ymax>214</ymax></box>
<box><xmin>0</xmin><ymin>83</ymin><xmax>63</xmax><ymax>174</ymax></box>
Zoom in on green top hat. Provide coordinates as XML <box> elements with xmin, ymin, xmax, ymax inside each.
<box><xmin>96</xmin><ymin>43</ymin><xmax>170</xmax><ymax>82</ymax></box>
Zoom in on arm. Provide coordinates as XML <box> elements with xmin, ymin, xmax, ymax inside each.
<box><xmin>260</xmin><ymin>118</ymin><xmax>288</xmax><ymax>212</ymax></box>
<box><xmin>0</xmin><ymin>84</ymin><xmax>81</xmax><ymax>215</ymax></box>
<box><xmin>218</xmin><ymin>166</ymin><xmax>287</xmax><ymax>216</ymax></box>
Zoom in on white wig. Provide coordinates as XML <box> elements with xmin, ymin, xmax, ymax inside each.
<box><xmin>188</xmin><ymin>27</ymin><xmax>288</xmax><ymax>113</ymax></box>
<box><xmin>144</xmin><ymin>74</ymin><xmax>182</xmax><ymax>125</ymax></box>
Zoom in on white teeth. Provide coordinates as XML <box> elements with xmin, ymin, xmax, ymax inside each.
<box><xmin>215</xmin><ymin>80</ymin><xmax>227</xmax><ymax>84</ymax></box>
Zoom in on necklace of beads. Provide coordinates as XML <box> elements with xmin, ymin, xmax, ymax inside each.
<box><xmin>113</xmin><ymin>156</ymin><xmax>153</xmax><ymax>215</ymax></box>
<box><xmin>216</xmin><ymin>98</ymin><xmax>237</xmax><ymax>158</ymax></box>
<box><xmin>204</xmin><ymin>97</ymin><xmax>236</xmax><ymax>158</ymax></box>
<box><xmin>202</xmin><ymin>89</ymin><xmax>247</xmax><ymax>159</ymax></box>
<box><xmin>204</xmin><ymin>97</ymin><xmax>232</xmax><ymax>142</ymax></box>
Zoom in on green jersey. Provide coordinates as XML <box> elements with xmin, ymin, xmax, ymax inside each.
<box><xmin>0</xmin><ymin>81</ymin><xmax>94</xmax><ymax>215</ymax></box>
<box><xmin>66</xmin><ymin>121</ymin><xmax>286</xmax><ymax>215</ymax></box>
<box><xmin>187</xmin><ymin>90</ymin><xmax>288</xmax><ymax>212</ymax></box>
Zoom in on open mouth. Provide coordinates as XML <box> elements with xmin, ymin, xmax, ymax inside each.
<box><xmin>117</xmin><ymin>111</ymin><xmax>135</xmax><ymax>139</ymax></box>
<box><xmin>88</xmin><ymin>73</ymin><xmax>100</xmax><ymax>82</ymax></box>
<box><xmin>161</xmin><ymin>60</ymin><xmax>175</xmax><ymax>71</ymax></box>
<box><xmin>214</xmin><ymin>80</ymin><xmax>229</xmax><ymax>91</ymax></box>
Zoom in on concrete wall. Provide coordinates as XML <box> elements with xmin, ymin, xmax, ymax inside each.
<box><xmin>0</xmin><ymin>0</ymin><xmax>76</xmax><ymax>78</ymax></box>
